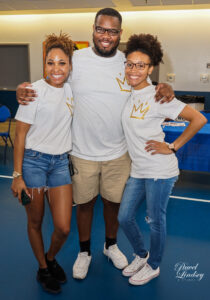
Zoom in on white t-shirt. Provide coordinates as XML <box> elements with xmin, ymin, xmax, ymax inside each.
<box><xmin>122</xmin><ymin>85</ymin><xmax>186</xmax><ymax>179</ymax></box>
<box><xmin>69</xmin><ymin>47</ymin><xmax>131</xmax><ymax>161</ymax></box>
<box><xmin>15</xmin><ymin>79</ymin><xmax>74</xmax><ymax>155</ymax></box>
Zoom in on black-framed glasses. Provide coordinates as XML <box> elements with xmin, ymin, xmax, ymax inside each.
<box><xmin>95</xmin><ymin>26</ymin><xmax>121</xmax><ymax>36</ymax></box>
<box><xmin>124</xmin><ymin>61</ymin><xmax>151</xmax><ymax>70</ymax></box>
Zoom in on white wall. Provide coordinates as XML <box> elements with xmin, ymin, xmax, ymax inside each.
<box><xmin>122</xmin><ymin>10</ymin><xmax>210</xmax><ymax>92</ymax></box>
<box><xmin>0</xmin><ymin>9</ymin><xmax>210</xmax><ymax>91</ymax></box>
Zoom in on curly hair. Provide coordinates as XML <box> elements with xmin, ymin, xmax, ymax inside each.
<box><xmin>124</xmin><ymin>34</ymin><xmax>163</xmax><ymax>66</ymax></box>
<box><xmin>45</xmin><ymin>32</ymin><xmax>74</xmax><ymax>63</ymax></box>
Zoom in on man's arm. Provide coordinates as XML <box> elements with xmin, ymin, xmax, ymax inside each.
<box><xmin>155</xmin><ymin>83</ymin><xmax>175</xmax><ymax>103</ymax></box>
<box><xmin>16</xmin><ymin>82</ymin><xmax>37</xmax><ymax>105</ymax></box>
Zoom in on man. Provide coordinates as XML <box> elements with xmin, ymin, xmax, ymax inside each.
<box><xmin>17</xmin><ymin>8</ymin><xmax>174</xmax><ymax>280</ymax></box>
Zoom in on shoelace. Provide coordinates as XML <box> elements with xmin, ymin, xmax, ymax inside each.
<box><xmin>129</xmin><ymin>256</ymin><xmax>143</xmax><ymax>269</ymax></box>
<box><xmin>41</xmin><ymin>269</ymin><xmax>51</xmax><ymax>277</ymax></box>
<box><xmin>108</xmin><ymin>245</ymin><xmax>124</xmax><ymax>262</ymax></box>
<box><xmin>77</xmin><ymin>253</ymin><xmax>89</xmax><ymax>268</ymax></box>
<box><xmin>140</xmin><ymin>264</ymin><xmax>152</xmax><ymax>276</ymax></box>
<box><xmin>51</xmin><ymin>260</ymin><xmax>59</xmax><ymax>269</ymax></box>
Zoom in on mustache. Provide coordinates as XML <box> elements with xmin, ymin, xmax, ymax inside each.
<box><xmin>99</xmin><ymin>38</ymin><xmax>112</xmax><ymax>42</ymax></box>
<box><xmin>92</xmin><ymin>33</ymin><xmax>120</xmax><ymax>57</ymax></box>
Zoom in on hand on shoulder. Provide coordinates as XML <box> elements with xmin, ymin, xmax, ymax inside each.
<box><xmin>16</xmin><ymin>82</ymin><xmax>37</xmax><ymax>105</ymax></box>
<box><xmin>155</xmin><ymin>83</ymin><xmax>175</xmax><ymax>104</ymax></box>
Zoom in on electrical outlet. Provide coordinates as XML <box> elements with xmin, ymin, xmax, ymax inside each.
<box><xmin>166</xmin><ymin>73</ymin><xmax>175</xmax><ymax>82</ymax></box>
<box><xmin>200</xmin><ymin>73</ymin><xmax>209</xmax><ymax>83</ymax></box>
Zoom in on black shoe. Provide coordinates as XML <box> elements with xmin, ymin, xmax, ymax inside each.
<box><xmin>45</xmin><ymin>253</ymin><xmax>67</xmax><ymax>283</ymax></box>
<box><xmin>37</xmin><ymin>268</ymin><xmax>61</xmax><ymax>294</ymax></box>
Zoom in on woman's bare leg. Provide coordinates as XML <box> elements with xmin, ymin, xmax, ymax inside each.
<box><xmin>47</xmin><ymin>184</ymin><xmax>72</xmax><ymax>260</ymax></box>
<box><xmin>25</xmin><ymin>188</ymin><xmax>46</xmax><ymax>268</ymax></box>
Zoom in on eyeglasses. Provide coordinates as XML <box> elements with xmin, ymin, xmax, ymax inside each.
<box><xmin>95</xmin><ymin>26</ymin><xmax>121</xmax><ymax>36</ymax></box>
<box><xmin>124</xmin><ymin>61</ymin><xmax>151</xmax><ymax>70</ymax></box>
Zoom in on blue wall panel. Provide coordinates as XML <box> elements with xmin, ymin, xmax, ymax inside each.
<box><xmin>1</xmin><ymin>90</ymin><xmax>210</xmax><ymax>119</ymax></box>
<box><xmin>0</xmin><ymin>91</ymin><xmax>18</xmax><ymax>118</ymax></box>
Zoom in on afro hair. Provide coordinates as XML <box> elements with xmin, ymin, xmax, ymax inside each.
<box><xmin>124</xmin><ymin>34</ymin><xmax>163</xmax><ymax>66</ymax></box>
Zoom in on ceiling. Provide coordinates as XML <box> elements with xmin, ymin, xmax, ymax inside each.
<box><xmin>0</xmin><ymin>0</ymin><xmax>210</xmax><ymax>14</ymax></box>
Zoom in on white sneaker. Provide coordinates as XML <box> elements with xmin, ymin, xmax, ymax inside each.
<box><xmin>122</xmin><ymin>252</ymin><xmax>149</xmax><ymax>277</ymax></box>
<box><xmin>103</xmin><ymin>244</ymin><xmax>128</xmax><ymax>269</ymax></box>
<box><xmin>73</xmin><ymin>252</ymin><xmax>92</xmax><ymax>279</ymax></box>
<box><xmin>129</xmin><ymin>263</ymin><xmax>160</xmax><ymax>285</ymax></box>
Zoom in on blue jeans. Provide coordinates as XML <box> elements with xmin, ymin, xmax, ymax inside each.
<box><xmin>22</xmin><ymin>149</ymin><xmax>72</xmax><ymax>188</ymax></box>
<box><xmin>118</xmin><ymin>176</ymin><xmax>177</xmax><ymax>270</ymax></box>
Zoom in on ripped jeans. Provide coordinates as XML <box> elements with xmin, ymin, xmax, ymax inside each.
<box><xmin>22</xmin><ymin>149</ymin><xmax>71</xmax><ymax>189</ymax></box>
<box><xmin>118</xmin><ymin>176</ymin><xmax>178</xmax><ymax>270</ymax></box>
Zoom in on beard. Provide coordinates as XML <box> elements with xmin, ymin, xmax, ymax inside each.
<box><xmin>93</xmin><ymin>35</ymin><xmax>120</xmax><ymax>57</ymax></box>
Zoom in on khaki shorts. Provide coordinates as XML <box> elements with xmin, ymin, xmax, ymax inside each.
<box><xmin>71</xmin><ymin>152</ymin><xmax>131</xmax><ymax>205</ymax></box>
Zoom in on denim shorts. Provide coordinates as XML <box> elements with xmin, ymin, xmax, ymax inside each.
<box><xmin>22</xmin><ymin>149</ymin><xmax>72</xmax><ymax>188</ymax></box>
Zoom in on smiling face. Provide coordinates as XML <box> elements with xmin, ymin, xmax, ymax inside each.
<box><xmin>93</xmin><ymin>15</ymin><xmax>122</xmax><ymax>57</ymax></box>
<box><xmin>125</xmin><ymin>51</ymin><xmax>154</xmax><ymax>90</ymax></box>
<box><xmin>45</xmin><ymin>48</ymin><xmax>71</xmax><ymax>88</ymax></box>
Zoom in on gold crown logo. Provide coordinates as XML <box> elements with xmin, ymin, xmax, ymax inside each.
<box><xmin>66</xmin><ymin>97</ymin><xmax>74</xmax><ymax>116</ymax></box>
<box><xmin>116</xmin><ymin>74</ymin><xmax>131</xmax><ymax>92</ymax></box>
<box><xmin>130</xmin><ymin>101</ymin><xmax>151</xmax><ymax>120</ymax></box>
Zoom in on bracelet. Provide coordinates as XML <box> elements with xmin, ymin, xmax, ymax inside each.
<box><xmin>168</xmin><ymin>143</ymin><xmax>177</xmax><ymax>153</ymax></box>
<box><xmin>12</xmin><ymin>171</ymin><xmax>22</xmax><ymax>179</ymax></box>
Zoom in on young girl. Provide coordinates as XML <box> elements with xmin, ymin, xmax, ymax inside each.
<box><xmin>118</xmin><ymin>34</ymin><xmax>207</xmax><ymax>285</ymax></box>
<box><xmin>11</xmin><ymin>33</ymin><xmax>74</xmax><ymax>294</ymax></box>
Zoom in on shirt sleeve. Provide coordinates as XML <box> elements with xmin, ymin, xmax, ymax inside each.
<box><xmin>157</xmin><ymin>98</ymin><xmax>186</xmax><ymax>120</ymax></box>
<box><xmin>15</xmin><ymin>85</ymin><xmax>39</xmax><ymax>124</ymax></box>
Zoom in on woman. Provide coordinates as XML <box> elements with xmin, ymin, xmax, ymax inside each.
<box><xmin>118</xmin><ymin>34</ymin><xmax>207</xmax><ymax>286</ymax></box>
<box><xmin>11</xmin><ymin>33</ymin><xmax>74</xmax><ymax>294</ymax></box>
